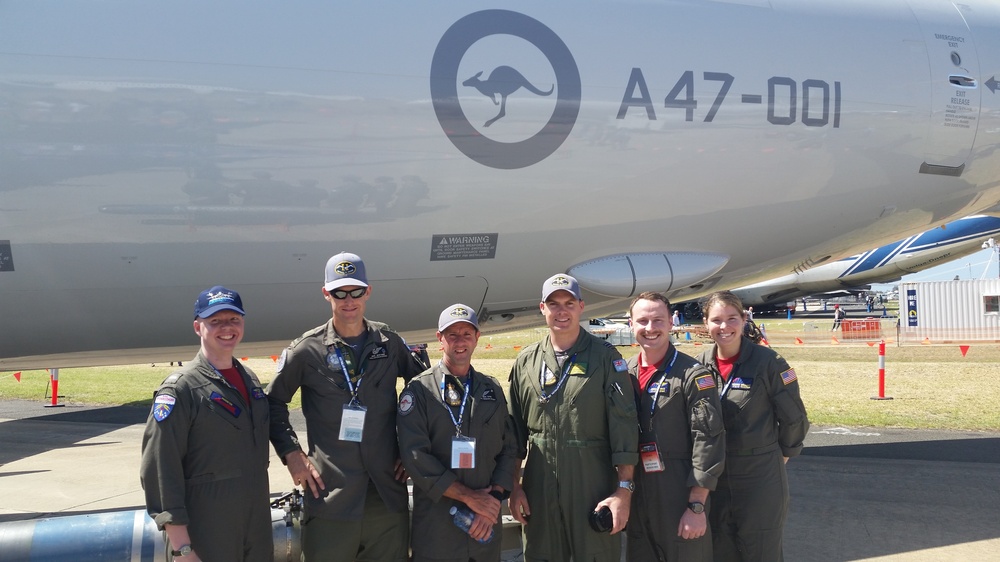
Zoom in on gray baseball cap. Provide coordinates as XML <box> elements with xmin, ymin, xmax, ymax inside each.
<box><xmin>438</xmin><ymin>303</ymin><xmax>480</xmax><ymax>331</ymax></box>
<box><xmin>324</xmin><ymin>252</ymin><xmax>369</xmax><ymax>291</ymax></box>
<box><xmin>541</xmin><ymin>274</ymin><xmax>582</xmax><ymax>302</ymax></box>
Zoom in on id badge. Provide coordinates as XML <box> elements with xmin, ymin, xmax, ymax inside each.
<box><xmin>451</xmin><ymin>436</ymin><xmax>476</xmax><ymax>469</ymax></box>
<box><xmin>640</xmin><ymin>442</ymin><xmax>665</xmax><ymax>473</ymax></box>
<box><xmin>339</xmin><ymin>404</ymin><xmax>367</xmax><ymax>442</ymax></box>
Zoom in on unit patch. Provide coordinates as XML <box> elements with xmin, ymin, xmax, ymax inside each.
<box><xmin>152</xmin><ymin>394</ymin><xmax>175</xmax><ymax>422</ymax></box>
<box><xmin>368</xmin><ymin>346</ymin><xmax>388</xmax><ymax>360</ymax></box>
<box><xmin>613</xmin><ymin>359</ymin><xmax>628</xmax><ymax>373</ymax></box>
<box><xmin>252</xmin><ymin>387</ymin><xmax>265</xmax><ymax>400</ymax></box>
<box><xmin>570</xmin><ymin>362</ymin><xmax>588</xmax><ymax>375</ymax></box>
<box><xmin>731</xmin><ymin>377</ymin><xmax>753</xmax><ymax>390</ymax></box>
<box><xmin>276</xmin><ymin>349</ymin><xmax>287</xmax><ymax>372</ymax></box>
<box><xmin>780</xmin><ymin>368</ymin><xmax>798</xmax><ymax>385</ymax></box>
<box><xmin>481</xmin><ymin>388</ymin><xmax>497</xmax><ymax>401</ymax></box>
<box><xmin>398</xmin><ymin>391</ymin><xmax>415</xmax><ymax>416</ymax></box>
<box><xmin>648</xmin><ymin>381</ymin><xmax>669</xmax><ymax>396</ymax></box>
<box><xmin>695</xmin><ymin>375</ymin><xmax>716</xmax><ymax>391</ymax></box>
<box><xmin>210</xmin><ymin>391</ymin><xmax>241</xmax><ymax>417</ymax></box>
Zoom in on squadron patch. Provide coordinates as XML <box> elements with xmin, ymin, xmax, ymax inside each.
<box><xmin>210</xmin><ymin>391</ymin><xmax>241</xmax><ymax>417</ymax></box>
<box><xmin>569</xmin><ymin>362</ymin><xmax>587</xmax><ymax>376</ymax></box>
<box><xmin>731</xmin><ymin>377</ymin><xmax>753</xmax><ymax>390</ymax></box>
<box><xmin>648</xmin><ymin>381</ymin><xmax>669</xmax><ymax>396</ymax></box>
<box><xmin>276</xmin><ymin>349</ymin><xmax>287</xmax><ymax>372</ymax></box>
<box><xmin>695</xmin><ymin>375</ymin><xmax>716</xmax><ymax>391</ymax></box>
<box><xmin>445</xmin><ymin>383</ymin><xmax>462</xmax><ymax>406</ymax></box>
<box><xmin>780</xmin><ymin>368</ymin><xmax>798</xmax><ymax>385</ymax></box>
<box><xmin>398</xmin><ymin>391</ymin><xmax>415</xmax><ymax>416</ymax></box>
<box><xmin>252</xmin><ymin>387</ymin><xmax>265</xmax><ymax>400</ymax></box>
<box><xmin>613</xmin><ymin>359</ymin><xmax>628</xmax><ymax>373</ymax></box>
<box><xmin>152</xmin><ymin>394</ymin><xmax>175</xmax><ymax>422</ymax></box>
<box><xmin>368</xmin><ymin>346</ymin><xmax>388</xmax><ymax>360</ymax></box>
<box><xmin>481</xmin><ymin>388</ymin><xmax>497</xmax><ymax>401</ymax></box>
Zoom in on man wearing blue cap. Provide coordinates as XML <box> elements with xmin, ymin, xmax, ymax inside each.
<box><xmin>507</xmin><ymin>274</ymin><xmax>639</xmax><ymax>562</ymax></box>
<box><xmin>140</xmin><ymin>286</ymin><xmax>272</xmax><ymax>561</ymax></box>
<box><xmin>266</xmin><ymin>252</ymin><xmax>425</xmax><ymax>562</ymax></box>
<box><xmin>397</xmin><ymin>304</ymin><xmax>517</xmax><ymax>562</ymax></box>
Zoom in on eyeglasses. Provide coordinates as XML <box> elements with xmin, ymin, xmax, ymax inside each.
<box><xmin>331</xmin><ymin>287</ymin><xmax>367</xmax><ymax>300</ymax></box>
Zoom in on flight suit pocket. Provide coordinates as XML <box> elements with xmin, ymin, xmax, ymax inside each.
<box><xmin>202</xmin><ymin>397</ymin><xmax>242</xmax><ymax>430</ymax></box>
<box><xmin>773</xmin><ymin>390</ymin><xmax>805</xmax><ymax>424</ymax></box>
<box><xmin>692</xmin><ymin>397</ymin><xmax>724</xmax><ymax>437</ymax></box>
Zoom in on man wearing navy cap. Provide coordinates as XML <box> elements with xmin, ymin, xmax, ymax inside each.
<box><xmin>140</xmin><ymin>286</ymin><xmax>271</xmax><ymax>561</ymax></box>
<box><xmin>266</xmin><ymin>252</ymin><xmax>425</xmax><ymax>562</ymax></box>
<box><xmin>397</xmin><ymin>304</ymin><xmax>517</xmax><ymax>562</ymax></box>
<box><xmin>507</xmin><ymin>274</ymin><xmax>639</xmax><ymax>561</ymax></box>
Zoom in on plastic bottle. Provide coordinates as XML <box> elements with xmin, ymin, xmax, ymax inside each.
<box><xmin>449</xmin><ymin>505</ymin><xmax>494</xmax><ymax>543</ymax></box>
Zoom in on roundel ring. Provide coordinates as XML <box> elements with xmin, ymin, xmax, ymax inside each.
<box><xmin>431</xmin><ymin>10</ymin><xmax>581</xmax><ymax>170</ymax></box>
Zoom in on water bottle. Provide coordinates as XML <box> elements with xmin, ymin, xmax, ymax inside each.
<box><xmin>449</xmin><ymin>505</ymin><xmax>494</xmax><ymax>543</ymax></box>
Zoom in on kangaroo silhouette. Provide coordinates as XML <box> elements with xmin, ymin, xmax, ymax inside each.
<box><xmin>462</xmin><ymin>66</ymin><xmax>554</xmax><ymax>127</ymax></box>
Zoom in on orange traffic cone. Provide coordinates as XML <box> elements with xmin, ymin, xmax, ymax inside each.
<box><xmin>831</xmin><ymin>336</ymin><xmax>840</xmax><ymax>345</ymax></box>
<box><xmin>794</xmin><ymin>337</ymin><xmax>804</xmax><ymax>345</ymax></box>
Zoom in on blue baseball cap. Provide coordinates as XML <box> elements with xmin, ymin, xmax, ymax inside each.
<box><xmin>194</xmin><ymin>286</ymin><xmax>245</xmax><ymax>319</ymax></box>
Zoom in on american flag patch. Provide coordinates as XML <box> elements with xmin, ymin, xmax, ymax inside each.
<box><xmin>695</xmin><ymin>374</ymin><xmax>716</xmax><ymax>391</ymax></box>
<box><xmin>780</xmin><ymin>368</ymin><xmax>798</xmax><ymax>385</ymax></box>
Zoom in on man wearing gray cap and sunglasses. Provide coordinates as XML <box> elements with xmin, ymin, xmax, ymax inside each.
<box><xmin>397</xmin><ymin>304</ymin><xmax>517</xmax><ymax>562</ymax></box>
<box><xmin>266</xmin><ymin>252</ymin><xmax>425</xmax><ymax>562</ymax></box>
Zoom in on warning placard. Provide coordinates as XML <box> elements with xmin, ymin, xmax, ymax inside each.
<box><xmin>430</xmin><ymin>233</ymin><xmax>498</xmax><ymax>261</ymax></box>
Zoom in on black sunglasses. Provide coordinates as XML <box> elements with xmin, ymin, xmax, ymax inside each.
<box><xmin>331</xmin><ymin>287</ymin><xmax>367</xmax><ymax>300</ymax></box>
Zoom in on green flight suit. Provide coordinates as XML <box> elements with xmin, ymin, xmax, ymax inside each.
<box><xmin>697</xmin><ymin>337</ymin><xmax>809</xmax><ymax>562</ymax></box>
<box><xmin>140</xmin><ymin>352</ymin><xmax>272</xmax><ymax>561</ymax></box>
<box><xmin>397</xmin><ymin>363</ymin><xmax>518</xmax><ymax>562</ymax></box>
<box><xmin>266</xmin><ymin>318</ymin><xmax>423</xmax><ymax>561</ymax></box>
<box><xmin>627</xmin><ymin>346</ymin><xmax>726</xmax><ymax>562</ymax></box>
<box><xmin>508</xmin><ymin>332</ymin><xmax>639</xmax><ymax>562</ymax></box>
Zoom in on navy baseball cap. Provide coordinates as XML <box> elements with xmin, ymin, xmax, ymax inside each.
<box><xmin>194</xmin><ymin>286</ymin><xmax>245</xmax><ymax>319</ymax></box>
<box><xmin>325</xmin><ymin>252</ymin><xmax>369</xmax><ymax>291</ymax></box>
<box><xmin>438</xmin><ymin>304</ymin><xmax>480</xmax><ymax>332</ymax></box>
<box><xmin>541</xmin><ymin>274</ymin><xmax>582</xmax><ymax>302</ymax></box>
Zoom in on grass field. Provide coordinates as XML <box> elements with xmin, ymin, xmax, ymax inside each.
<box><xmin>3</xmin><ymin>325</ymin><xmax>999</xmax><ymax>432</ymax></box>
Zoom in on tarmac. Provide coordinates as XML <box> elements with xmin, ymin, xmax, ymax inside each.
<box><xmin>1</xmin><ymin>397</ymin><xmax>999</xmax><ymax>561</ymax></box>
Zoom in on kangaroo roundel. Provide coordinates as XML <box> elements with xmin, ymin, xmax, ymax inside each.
<box><xmin>431</xmin><ymin>10</ymin><xmax>581</xmax><ymax>170</ymax></box>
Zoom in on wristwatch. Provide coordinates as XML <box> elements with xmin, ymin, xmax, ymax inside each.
<box><xmin>618</xmin><ymin>480</ymin><xmax>635</xmax><ymax>493</ymax></box>
<box><xmin>170</xmin><ymin>544</ymin><xmax>193</xmax><ymax>557</ymax></box>
<box><xmin>687</xmin><ymin>501</ymin><xmax>705</xmax><ymax>514</ymax></box>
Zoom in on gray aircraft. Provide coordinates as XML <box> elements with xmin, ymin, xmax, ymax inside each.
<box><xmin>2</xmin><ymin>0</ymin><xmax>1000</xmax><ymax>371</ymax></box>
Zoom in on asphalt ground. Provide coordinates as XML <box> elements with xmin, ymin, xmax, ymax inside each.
<box><xmin>1</xmin><ymin>395</ymin><xmax>998</xmax><ymax>561</ymax></box>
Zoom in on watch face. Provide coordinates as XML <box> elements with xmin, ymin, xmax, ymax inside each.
<box><xmin>688</xmin><ymin>502</ymin><xmax>705</xmax><ymax>514</ymax></box>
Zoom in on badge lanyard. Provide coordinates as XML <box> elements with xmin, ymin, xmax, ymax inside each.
<box><xmin>646</xmin><ymin>348</ymin><xmax>678</xmax><ymax>426</ymax></box>
<box><xmin>439</xmin><ymin>369</ymin><xmax>472</xmax><ymax>437</ymax></box>
<box><xmin>719</xmin><ymin>364</ymin><xmax>739</xmax><ymax>400</ymax></box>
<box><xmin>333</xmin><ymin>345</ymin><xmax>366</xmax><ymax>406</ymax></box>
<box><xmin>334</xmin><ymin>345</ymin><xmax>367</xmax><ymax>442</ymax></box>
<box><xmin>538</xmin><ymin>353</ymin><xmax>577</xmax><ymax>404</ymax></box>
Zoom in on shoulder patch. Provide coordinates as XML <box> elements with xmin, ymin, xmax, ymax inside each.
<box><xmin>251</xmin><ymin>387</ymin><xmax>265</xmax><ymax>400</ymax></box>
<box><xmin>152</xmin><ymin>393</ymin><xmax>175</xmax><ymax>422</ymax></box>
<box><xmin>398</xmin><ymin>390</ymin><xmax>415</xmax><ymax>416</ymax></box>
<box><xmin>780</xmin><ymin>368</ymin><xmax>798</xmax><ymax>385</ymax></box>
<box><xmin>613</xmin><ymin>358</ymin><xmax>628</xmax><ymax>372</ymax></box>
<box><xmin>276</xmin><ymin>349</ymin><xmax>287</xmax><ymax>373</ymax></box>
<box><xmin>695</xmin><ymin>374</ymin><xmax>716</xmax><ymax>391</ymax></box>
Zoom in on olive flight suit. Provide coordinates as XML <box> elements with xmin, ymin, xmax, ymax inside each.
<box><xmin>627</xmin><ymin>346</ymin><xmax>726</xmax><ymax>562</ymax></box>
<box><xmin>140</xmin><ymin>352</ymin><xmax>272</xmax><ymax>561</ymax></box>
<box><xmin>266</xmin><ymin>319</ymin><xmax>424</xmax><ymax>561</ymax></box>
<box><xmin>508</xmin><ymin>332</ymin><xmax>639</xmax><ymax>562</ymax></box>
<box><xmin>397</xmin><ymin>363</ymin><xmax>518</xmax><ymax>562</ymax></box>
<box><xmin>697</xmin><ymin>337</ymin><xmax>809</xmax><ymax>562</ymax></box>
